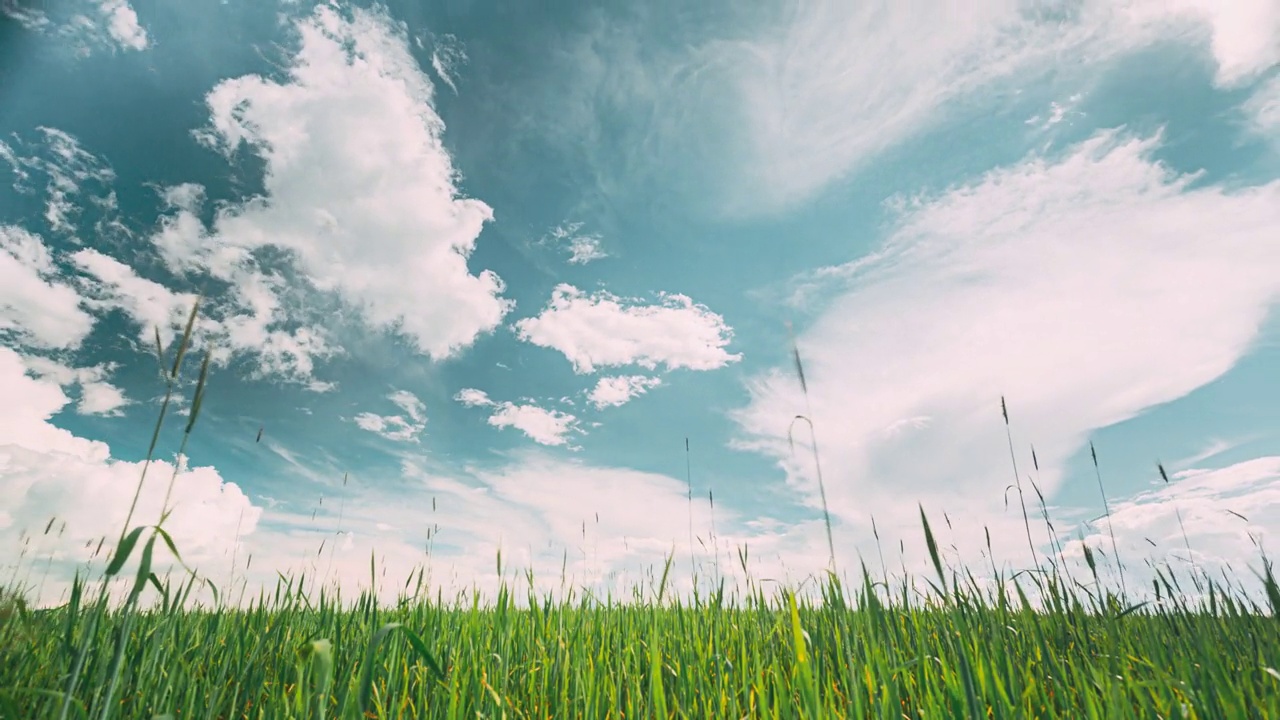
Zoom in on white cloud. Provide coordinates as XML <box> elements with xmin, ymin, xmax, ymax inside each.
<box><xmin>1</xmin><ymin>0</ymin><xmax>149</xmax><ymax>55</ymax></box>
<box><xmin>487</xmin><ymin>402</ymin><xmax>579</xmax><ymax>447</ymax></box>
<box><xmin>588</xmin><ymin>375</ymin><xmax>662</xmax><ymax>409</ymax></box>
<box><xmin>204</xmin><ymin>271</ymin><xmax>337</xmax><ymax>386</ymax></box>
<box><xmin>428</xmin><ymin>33</ymin><xmax>466</xmax><ymax>94</ymax></box>
<box><xmin>0</xmin><ymin>128</ymin><xmax>117</xmax><ymax>236</ymax></box>
<box><xmin>1062</xmin><ymin>457</ymin><xmax>1280</xmax><ymax>602</ymax></box>
<box><xmin>185</xmin><ymin>453</ymin><xmax>729</xmax><ymax>609</ymax></box>
<box><xmin>21</xmin><ymin>356</ymin><xmax>130</xmax><ymax>416</ymax></box>
<box><xmin>189</xmin><ymin>5</ymin><xmax>511</xmax><ymax>361</ymax></box>
<box><xmin>387</xmin><ymin>389</ymin><xmax>425</xmax><ymax>422</ymax></box>
<box><xmin>97</xmin><ymin>0</ymin><xmax>148</xmax><ymax>51</ymax></box>
<box><xmin>0</xmin><ymin>2</ymin><xmax>50</xmax><ymax>30</ymax></box>
<box><xmin>567</xmin><ymin>237</ymin><xmax>606</xmax><ymax>265</ymax></box>
<box><xmin>543</xmin><ymin>222</ymin><xmax>607</xmax><ymax>265</ymax></box>
<box><xmin>71</xmin><ymin>246</ymin><xmax>336</xmax><ymax>386</ymax></box>
<box><xmin>1138</xmin><ymin>0</ymin><xmax>1279</xmax><ymax>87</ymax></box>
<box><xmin>454</xmin><ymin>387</ymin><xmax>492</xmax><ymax>408</ymax></box>
<box><xmin>3</xmin><ymin>128</ymin><xmax>335</xmax><ymax>386</ymax></box>
<box><xmin>77</xmin><ymin>378</ymin><xmax>129</xmax><ymax>415</ymax></box>
<box><xmin>0</xmin><ymin>346</ymin><xmax>259</xmax><ymax>606</ymax></box>
<box><xmin>560</xmin><ymin>0</ymin><xmax>1277</xmax><ymax>216</ymax></box>
<box><xmin>353</xmin><ymin>390</ymin><xmax>426</xmax><ymax>442</ymax></box>
<box><xmin>454</xmin><ymin>388</ymin><xmax>579</xmax><ymax>446</ymax></box>
<box><xmin>353</xmin><ymin>413</ymin><xmax>421</xmax><ymax>442</ymax></box>
<box><xmin>515</xmin><ymin>284</ymin><xmax>739</xmax><ymax>374</ymax></box>
<box><xmin>1026</xmin><ymin>94</ymin><xmax>1085</xmax><ymax>131</ymax></box>
<box><xmin>734</xmin><ymin>131</ymin><xmax>1280</xmax><ymax>571</ymax></box>
<box><xmin>0</xmin><ymin>226</ymin><xmax>94</xmax><ymax>350</ymax></box>
<box><xmin>70</xmin><ymin>248</ymin><xmax>195</xmax><ymax>348</ymax></box>
<box><xmin>1243</xmin><ymin>73</ymin><xmax>1280</xmax><ymax>141</ymax></box>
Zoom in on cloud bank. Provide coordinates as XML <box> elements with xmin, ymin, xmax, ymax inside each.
<box><xmin>734</xmin><ymin>130</ymin><xmax>1280</xmax><ymax>572</ymax></box>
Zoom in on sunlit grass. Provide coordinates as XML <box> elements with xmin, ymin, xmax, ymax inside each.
<box><xmin>2</xmin><ymin>305</ymin><xmax>1279</xmax><ymax>719</ymax></box>
<box><xmin>3</xmin><ymin>556</ymin><xmax>1279</xmax><ymax>719</ymax></box>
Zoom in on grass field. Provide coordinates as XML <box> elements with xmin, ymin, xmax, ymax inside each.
<box><xmin>2</xmin><ymin>556</ymin><xmax>1279</xmax><ymax>719</ymax></box>
<box><xmin>3</xmin><ymin>304</ymin><xmax>1279</xmax><ymax>719</ymax></box>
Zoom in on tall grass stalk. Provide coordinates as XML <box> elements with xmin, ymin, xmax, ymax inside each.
<box><xmin>5</xmin><ymin>313</ymin><xmax>1278</xmax><ymax>718</ymax></box>
<box><xmin>5</xmin><ymin>533</ymin><xmax>1277</xmax><ymax>718</ymax></box>
<box><xmin>1000</xmin><ymin>397</ymin><xmax>1039</xmax><ymax>572</ymax></box>
<box><xmin>57</xmin><ymin>301</ymin><xmax>215</xmax><ymax>720</ymax></box>
<box><xmin>1158</xmin><ymin>462</ymin><xmax>1205</xmax><ymax>591</ymax></box>
<box><xmin>786</xmin><ymin>322</ymin><xmax>836</xmax><ymax>573</ymax></box>
<box><xmin>1090</xmin><ymin>442</ymin><xmax>1126</xmax><ymax>597</ymax></box>
<box><xmin>685</xmin><ymin>438</ymin><xmax>695</xmax><ymax>581</ymax></box>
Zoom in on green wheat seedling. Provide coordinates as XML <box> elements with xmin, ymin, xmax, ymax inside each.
<box><xmin>2</xmin><ymin>318</ymin><xmax>1279</xmax><ymax>718</ymax></box>
<box><xmin>3</xmin><ymin>537</ymin><xmax>1279</xmax><ymax>718</ymax></box>
<box><xmin>52</xmin><ymin>300</ymin><xmax>224</xmax><ymax>720</ymax></box>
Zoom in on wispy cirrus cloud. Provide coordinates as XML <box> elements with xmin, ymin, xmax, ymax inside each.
<box><xmin>1</xmin><ymin>0</ymin><xmax>149</xmax><ymax>55</ymax></box>
<box><xmin>541</xmin><ymin>222</ymin><xmax>607</xmax><ymax>265</ymax></box>
<box><xmin>424</xmin><ymin>32</ymin><xmax>467</xmax><ymax>95</ymax></box>
<box><xmin>0</xmin><ymin>128</ymin><xmax>118</xmax><ymax>237</ymax></box>
<box><xmin>544</xmin><ymin>0</ymin><xmax>1279</xmax><ymax>217</ymax></box>
<box><xmin>1243</xmin><ymin>73</ymin><xmax>1280</xmax><ymax>142</ymax></box>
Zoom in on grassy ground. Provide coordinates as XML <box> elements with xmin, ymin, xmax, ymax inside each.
<box><xmin>3</xmin><ymin>305</ymin><xmax>1279</xmax><ymax>718</ymax></box>
<box><xmin>2</xmin><ymin>564</ymin><xmax>1279</xmax><ymax>719</ymax></box>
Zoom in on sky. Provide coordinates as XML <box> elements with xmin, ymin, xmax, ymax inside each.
<box><xmin>1</xmin><ymin>0</ymin><xmax>1278</xmax><ymax>609</ymax></box>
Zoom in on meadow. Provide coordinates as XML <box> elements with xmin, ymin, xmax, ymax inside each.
<box><xmin>2</xmin><ymin>302</ymin><xmax>1279</xmax><ymax>719</ymax></box>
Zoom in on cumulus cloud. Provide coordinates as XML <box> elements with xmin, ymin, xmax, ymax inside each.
<box><xmin>21</xmin><ymin>356</ymin><xmax>130</xmax><ymax>416</ymax></box>
<box><xmin>733</xmin><ymin>130</ymin><xmax>1280</xmax><ymax>572</ymax></box>
<box><xmin>0</xmin><ymin>226</ymin><xmax>94</xmax><ymax>350</ymax></box>
<box><xmin>588</xmin><ymin>375</ymin><xmax>662</xmax><ymax>409</ymax></box>
<box><xmin>3</xmin><ymin>125</ymin><xmax>339</xmax><ymax>386</ymax></box>
<box><xmin>515</xmin><ymin>284</ymin><xmax>739</xmax><ymax>374</ymax></box>
<box><xmin>187</xmin><ymin>5</ymin><xmax>511</xmax><ymax>361</ymax></box>
<box><xmin>488</xmin><ymin>403</ymin><xmax>579</xmax><ymax>447</ymax></box>
<box><xmin>454</xmin><ymin>387</ymin><xmax>492</xmax><ymax>408</ymax></box>
<box><xmin>353</xmin><ymin>390</ymin><xmax>426</xmax><ymax>442</ymax></box>
<box><xmin>96</xmin><ymin>0</ymin><xmax>148</xmax><ymax>51</ymax></box>
<box><xmin>70</xmin><ymin>248</ymin><xmax>195</xmax><ymax>348</ymax></box>
<box><xmin>70</xmin><ymin>245</ymin><xmax>336</xmax><ymax>386</ymax></box>
<box><xmin>0</xmin><ymin>346</ymin><xmax>259</xmax><ymax>606</ymax></box>
<box><xmin>1141</xmin><ymin>0</ymin><xmax>1279</xmax><ymax>87</ymax></box>
<box><xmin>454</xmin><ymin>388</ymin><xmax>579</xmax><ymax>446</ymax></box>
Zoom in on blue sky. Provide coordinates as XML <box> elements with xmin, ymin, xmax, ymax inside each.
<box><xmin>2</xmin><ymin>0</ymin><xmax>1279</xmax><ymax>607</ymax></box>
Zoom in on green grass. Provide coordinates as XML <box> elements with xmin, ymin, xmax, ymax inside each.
<box><xmin>3</xmin><ymin>305</ymin><xmax>1279</xmax><ymax>719</ymax></box>
<box><xmin>1</xmin><ymin>562</ymin><xmax>1279</xmax><ymax>719</ymax></box>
